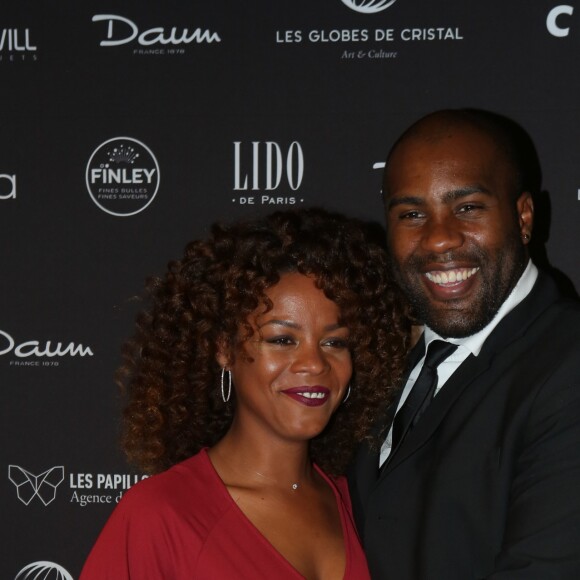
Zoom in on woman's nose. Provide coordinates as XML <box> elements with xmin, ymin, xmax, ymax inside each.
<box><xmin>291</xmin><ymin>343</ymin><xmax>329</xmax><ymax>374</ymax></box>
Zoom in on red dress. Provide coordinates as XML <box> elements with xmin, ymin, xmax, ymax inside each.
<box><xmin>80</xmin><ymin>449</ymin><xmax>370</xmax><ymax>579</ymax></box>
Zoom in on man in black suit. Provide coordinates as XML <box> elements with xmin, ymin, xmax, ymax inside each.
<box><xmin>350</xmin><ymin>109</ymin><xmax>580</xmax><ymax>579</ymax></box>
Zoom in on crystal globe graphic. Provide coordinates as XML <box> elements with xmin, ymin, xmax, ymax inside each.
<box><xmin>341</xmin><ymin>0</ymin><xmax>397</xmax><ymax>14</ymax></box>
<box><xmin>15</xmin><ymin>561</ymin><xmax>73</xmax><ymax>580</ymax></box>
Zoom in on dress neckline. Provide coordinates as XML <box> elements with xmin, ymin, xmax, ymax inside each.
<box><xmin>200</xmin><ymin>448</ymin><xmax>350</xmax><ymax>579</ymax></box>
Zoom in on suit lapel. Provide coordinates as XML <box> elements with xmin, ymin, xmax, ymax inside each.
<box><xmin>380</xmin><ymin>271</ymin><xmax>559</xmax><ymax>478</ymax></box>
<box><xmin>352</xmin><ymin>336</ymin><xmax>427</xmax><ymax>491</ymax></box>
<box><xmin>380</xmin><ymin>351</ymin><xmax>485</xmax><ymax>475</ymax></box>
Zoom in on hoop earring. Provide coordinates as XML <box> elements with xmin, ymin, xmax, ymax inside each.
<box><xmin>221</xmin><ymin>368</ymin><xmax>232</xmax><ymax>403</ymax></box>
<box><xmin>343</xmin><ymin>384</ymin><xmax>351</xmax><ymax>403</ymax></box>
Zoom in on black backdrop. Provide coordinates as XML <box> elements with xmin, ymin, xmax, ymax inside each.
<box><xmin>2</xmin><ymin>1</ymin><xmax>579</xmax><ymax>577</ymax></box>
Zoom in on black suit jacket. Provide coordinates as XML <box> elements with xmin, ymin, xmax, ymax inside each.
<box><xmin>349</xmin><ymin>273</ymin><xmax>580</xmax><ymax>579</ymax></box>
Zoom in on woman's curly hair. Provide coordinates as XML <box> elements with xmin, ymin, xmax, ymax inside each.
<box><xmin>119</xmin><ymin>208</ymin><xmax>410</xmax><ymax>476</ymax></box>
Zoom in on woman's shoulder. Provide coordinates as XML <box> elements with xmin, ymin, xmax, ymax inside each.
<box><xmin>117</xmin><ymin>449</ymin><xmax>228</xmax><ymax>524</ymax></box>
<box><xmin>80</xmin><ymin>451</ymin><xmax>224</xmax><ymax>578</ymax></box>
<box><xmin>126</xmin><ymin>449</ymin><xmax>211</xmax><ymax>496</ymax></box>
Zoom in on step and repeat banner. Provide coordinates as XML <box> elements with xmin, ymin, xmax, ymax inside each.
<box><xmin>2</xmin><ymin>1</ymin><xmax>579</xmax><ymax>577</ymax></box>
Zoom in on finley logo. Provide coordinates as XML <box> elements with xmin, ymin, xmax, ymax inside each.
<box><xmin>9</xmin><ymin>465</ymin><xmax>65</xmax><ymax>506</ymax></box>
<box><xmin>341</xmin><ymin>0</ymin><xmax>398</xmax><ymax>14</ymax></box>
<box><xmin>86</xmin><ymin>136</ymin><xmax>160</xmax><ymax>217</ymax></box>
<box><xmin>15</xmin><ymin>561</ymin><xmax>73</xmax><ymax>580</ymax></box>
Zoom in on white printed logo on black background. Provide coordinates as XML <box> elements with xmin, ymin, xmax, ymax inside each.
<box><xmin>9</xmin><ymin>465</ymin><xmax>65</xmax><ymax>506</ymax></box>
<box><xmin>0</xmin><ymin>27</ymin><xmax>37</xmax><ymax>63</ymax></box>
<box><xmin>340</xmin><ymin>0</ymin><xmax>397</xmax><ymax>14</ymax></box>
<box><xmin>546</xmin><ymin>5</ymin><xmax>574</xmax><ymax>37</ymax></box>
<box><xmin>232</xmin><ymin>141</ymin><xmax>305</xmax><ymax>206</ymax></box>
<box><xmin>15</xmin><ymin>561</ymin><xmax>73</xmax><ymax>580</ymax></box>
<box><xmin>86</xmin><ymin>136</ymin><xmax>160</xmax><ymax>216</ymax></box>
<box><xmin>92</xmin><ymin>14</ymin><xmax>221</xmax><ymax>55</ymax></box>
<box><xmin>0</xmin><ymin>329</ymin><xmax>94</xmax><ymax>368</ymax></box>
<box><xmin>0</xmin><ymin>173</ymin><xmax>16</xmax><ymax>199</ymax></box>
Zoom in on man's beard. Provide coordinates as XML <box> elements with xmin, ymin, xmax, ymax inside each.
<box><xmin>391</xmin><ymin>233</ymin><xmax>528</xmax><ymax>339</ymax></box>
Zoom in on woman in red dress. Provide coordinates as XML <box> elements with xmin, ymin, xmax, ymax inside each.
<box><xmin>81</xmin><ymin>208</ymin><xmax>409</xmax><ymax>579</ymax></box>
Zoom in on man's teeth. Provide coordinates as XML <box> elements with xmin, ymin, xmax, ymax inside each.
<box><xmin>298</xmin><ymin>392</ymin><xmax>326</xmax><ymax>399</ymax></box>
<box><xmin>425</xmin><ymin>268</ymin><xmax>479</xmax><ymax>284</ymax></box>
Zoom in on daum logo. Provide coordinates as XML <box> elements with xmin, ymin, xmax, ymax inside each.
<box><xmin>0</xmin><ymin>173</ymin><xmax>16</xmax><ymax>199</ymax></box>
<box><xmin>9</xmin><ymin>465</ymin><xmax>65</xmax><ymax>506</ymax></box>
<box><xmin>0</xmin><ymin>329</ymin><xmax>94</xmax><ymax>358</ymax></box>
<box><xmin>341</xmin><ymin>0</ymin><xmax>398</xmax><ymax>14</ymax></box>
<box><xmin>15</xmin><ymin>561</ymin><xmax>73</xmax><ymax>580</ymax></box>
<box><xmin>86</xmin><ymin>137</ymin><xmax>160</xmax><ymax>217</ymax></box>
<box><xmin>92</xmin><ymin>14</ymin><xmax>221</xmax><ymax>47</ymax></box>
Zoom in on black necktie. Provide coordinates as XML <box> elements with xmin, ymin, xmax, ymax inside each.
<box><xmin>391</xmin><ymin>340</ymin><xmax>458</xmax><ymax>452</ymax></box>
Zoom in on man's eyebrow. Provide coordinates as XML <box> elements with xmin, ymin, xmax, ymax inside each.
<box><xmin>387</xmin><ymin>195</ymin><xmax>423</xmax><ymax>210</ymax></box>
<box><xmin>441</xmin><ymin>186</ymin><xmax>491</xmax><ymax>202</ymax></box>
<box><xmin>387</xmin><ymin>186</ymin><xmax>492</xmax><ymax>210</ymax></box>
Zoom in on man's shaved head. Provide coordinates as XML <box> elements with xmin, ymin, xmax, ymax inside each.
<box><xmin>383</xmin><ymin>109</ymin><xmax>540</xmax><ymax>201</ymax></box>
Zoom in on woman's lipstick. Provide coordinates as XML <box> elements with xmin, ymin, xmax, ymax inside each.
<box><xmin>281</xmin><ymin>386</ymin><xmax>330</xmax><ymax>407</ymax></box>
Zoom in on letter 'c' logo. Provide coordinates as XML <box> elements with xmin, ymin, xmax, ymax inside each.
<box><xmin>547</xmin><ymin>5</ymin><xmax>574</xmax><ymax>37</ymax></box>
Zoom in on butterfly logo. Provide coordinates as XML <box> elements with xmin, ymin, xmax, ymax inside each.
<box><xmin>8</xmin><ymin>465</ymin><xmax>65</xmax><ymax>506</ymax></box>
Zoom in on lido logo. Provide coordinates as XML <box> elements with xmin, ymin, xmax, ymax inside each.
<box><xmin>15</xmin><ymin>561</ymin><xmax>73</xmax><ymax>580</ymax></box>
<box><xmin>233</xmin><ymin>141</ymin><xmax>305</xmax><ymax>206</ymax></box>
<box><xmin>9</xmin><ymin>465</ymin><xmax>65</xmax><ymax>506</ymax></box>
<box><xmin>234</xmin><ymin>141</ymin><xmax>304</xmax><ymax>192</ymax></box>
<box><xmin>341</xmin><ymin>0</ymin><xmax>397</xmax><ymax>14</ymax></box>
<box><xmin>86</xmin><ymin>136</ymin><xmax>160</xmax><ymax>216</ymax></box>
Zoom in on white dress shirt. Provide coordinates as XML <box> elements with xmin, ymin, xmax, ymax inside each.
<box><xmin>379</xmin><ymin>261</ymin><xmax>539</xmax><ymax>467</ymax></box>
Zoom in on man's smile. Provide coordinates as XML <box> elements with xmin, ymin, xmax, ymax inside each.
<box><xmin>424</xmin><ymin>267</ymin><xmax>479</xmax><ymax>286</ymax></box>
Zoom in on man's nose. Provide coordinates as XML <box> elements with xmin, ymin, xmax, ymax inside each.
<box><xmin>420</xmin><ymin>216</ymin><xmax>464</xmax><ymax>254</ymax></box>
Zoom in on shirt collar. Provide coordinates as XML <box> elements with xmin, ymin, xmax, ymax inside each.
<box><xmin>424</xmin><ymin>260</ymin><xmax>538</xmax><ymax>356</ymax></box>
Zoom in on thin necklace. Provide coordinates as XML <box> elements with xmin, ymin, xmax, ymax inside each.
<box><xmin>254</xmin><ymin>470</ymin><xmax>300</xmax><ymax>491</ymax></box>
